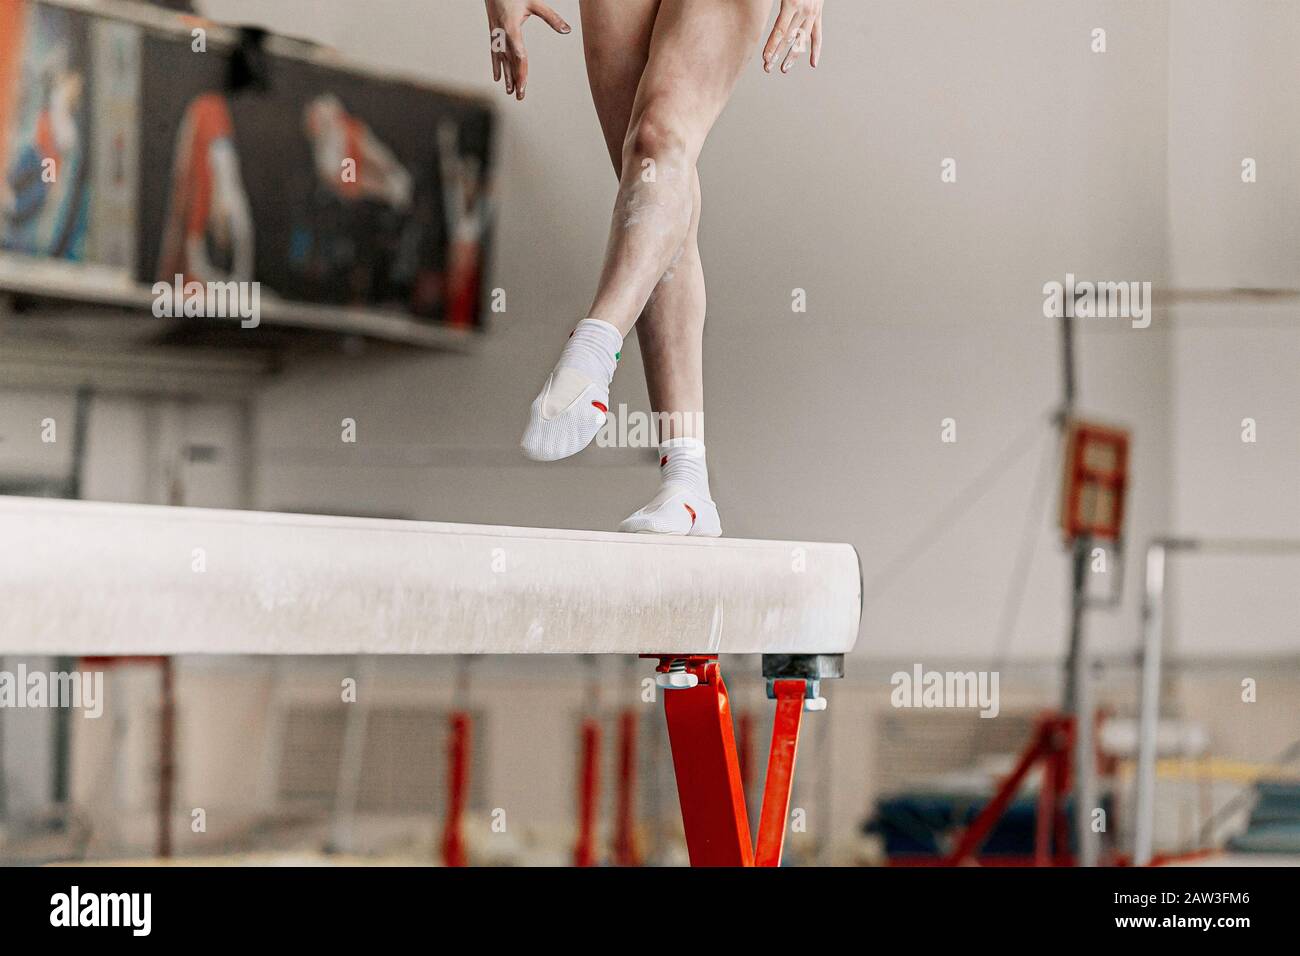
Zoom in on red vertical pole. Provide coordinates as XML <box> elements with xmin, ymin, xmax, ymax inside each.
<box><xmin>440</xmin><ymin>711</ymin><xmax>470</xmax><ymax>867</ymax></box>
<box><xmin>611</xmin><ymin>709</ymin><xmax>640</xmax><ymax>866</ymax></box>
<box><xmin>754</xmin><ymin>679</ymin><xmax>805</xmax><ymax>867</ymax></box>
<box><xmin>157</xmin><ymin>657</ymin><xmax>175</xmax><ymax>859</ymax></box>
<box><xmin>573</xmin><ymin>717</ymin><xmax>602</xmax><ymax>867</ymax></box>
<box><xmin>1053</xmin><ymin>726</ymin><xmax>1074</xmax><ymax>865</ymax></box>
<box><xmin>1034</xmin><ymin>751</ymin><xmax>1056</xmax><ymax>867</ymax></box>
<box><xmin>661</xmin><ymin>659</ymin><xmax>753</xmax><ymax>867</ymax></box>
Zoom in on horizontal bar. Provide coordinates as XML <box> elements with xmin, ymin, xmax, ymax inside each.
<box><xmin>0</xmin><ymin>497</ymin><xmax>861</xmax><ymax>656</ymax></box>
<box><xmin>1150</xmin><ymin>537</ymin><xmax>1300</xmax><ymax>555</ymax></box>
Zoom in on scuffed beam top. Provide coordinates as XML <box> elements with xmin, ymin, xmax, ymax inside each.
<box><xmin>0</xmin><ymin>497</ymin><xmax>861</xmax><ymax>656</ymax></box>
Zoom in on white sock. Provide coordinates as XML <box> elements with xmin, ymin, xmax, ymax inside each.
<box><xmin>618</xmin><ymin>437</ymin><xmax>721</xmax><ymax>536</ymax></box>
<box><xmin>521</xmin><ymin>319</ymin><xmax>623</xmax><ymax>461</ymax></box>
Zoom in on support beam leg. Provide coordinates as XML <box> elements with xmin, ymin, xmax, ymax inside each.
<box><xmin>660</xmin><ymin>659</ymin><xmax>753</xmax><ymax>867</ymax></box>
<box><xmin>653</xmin><ymin>655</ymin><xmax>834</xmax><ymax>868</ymax></box>
<box><xmin>754</xmin><ymin>679</ymin><xmax>805</xmax><ymax>867</ymax></box>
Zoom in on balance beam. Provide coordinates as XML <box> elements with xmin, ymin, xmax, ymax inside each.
<box><xmin>0</xmin><ymin>497</ymin><xmax>861</xmax><ymax>656</ymax></box>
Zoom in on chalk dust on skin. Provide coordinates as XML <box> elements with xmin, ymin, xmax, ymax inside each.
<box><xmin>646</xmin><ymin>243</ymin><xmax>686</xmax><ymax>305</ymax></box>
<box><xmin>621</xmin><ymin>191</ymin><xmax>661</xmax><ymax>228</ymax></box>
<box><xmin>620</xmin><ymin>163</ymin><xmax>689</xmax><ymax>232</ymax></box>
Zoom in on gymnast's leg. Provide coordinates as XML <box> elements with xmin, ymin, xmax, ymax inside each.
<box><xmin>521</xmin><ymin>0</ymin><xmax>770</xmax><ymax>538</ymax></box>
<box><xmin>576</xmin><ymin>0</ymin><xmax>712</xmax><ymax>535</ymax></box>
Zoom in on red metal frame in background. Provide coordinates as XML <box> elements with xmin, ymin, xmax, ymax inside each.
<box><xmin>157</xmin><ymin>657</ymin><xmax>175</xmax><ymax>859</ymax></box>
<box><xmin>1061</xmin><ymin>420</ymin><xmax>1130</xmax><ymax>541</ymax></box>
<box><xmin>440</xmin><ymin>711</ymin><xmax>471</xmax><ymax>867</ymax></box>
<box><xmin>943</xmin><ymin>713</ymin><xmax>1074</xmax><ymax>867</ymax></box>
<box><xmin>573</xmin><ymin>716</ymin><xmax>601</xmax><ymax>867</ymax></box>
<box><xmin>611</xmin><ymin>708</ymin><xmax>641</xmax><ymax>866</ymax></box>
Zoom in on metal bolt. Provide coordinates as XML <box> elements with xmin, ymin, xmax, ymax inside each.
<box><xmin>655</xmin><ymin>659</ymin><xmax>699</xmax><ymax>689</ymax></box>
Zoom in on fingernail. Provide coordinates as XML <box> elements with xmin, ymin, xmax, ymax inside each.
<box><xmin>562</xmin><ymin>24</ymin><xmax>572</xmax><ymax>33</ymax></box>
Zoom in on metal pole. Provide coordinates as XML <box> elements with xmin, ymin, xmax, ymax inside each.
<box><xmin>1059</xmin><ymin>311</ymin><xmax>1077</xmax><ymax>412</ymax></box>
<box><xmin>1056</xmin><ymin>302</ymin><xmax>1100</xmax><ymax>865</ymax></box>
<box><xmin>1067</xmin><ymin>535</ymin><xmax>1099</xmax><ymax>866</ymax></box>
<box><xmin>237</xmin><ymin>396</ymin><xmax>256</xmax><ymax>511</ymax></box>
<box><xmin>1132</xmin><ymin>536</ymin><xmax>1299</xmax><ymax>865</ymax></box>
<box><xmin>52</xmin><ymin>387</ymin><xmax>93</xmax><ymax>819</ymax></box>
<box><xmin>0</xmin><ymin>657</ymin><xmax>6</xmax><ymax>826</ymax></box>
<box><xmin>330</xmin><ymin>657</ymin><xmax>374</xmax><ymax>853</ymax></box>
<box><xmin>1134</xmin><ymin>541</ymin><xmax>1166</xmax><ymax>866</ymax></box>
<box><xmin>157</xmin><ymin>657</ymin><xmax>175</xmax><ymax>858</ymax></box>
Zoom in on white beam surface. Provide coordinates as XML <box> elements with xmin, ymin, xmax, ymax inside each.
<box><xmin>0</xmin><ymin>497</ymin><xmax>861</xmax><ymax>656</ymax></box>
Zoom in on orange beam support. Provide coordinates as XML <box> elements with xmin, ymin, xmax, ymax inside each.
<box><xmin>660</xmin><ymin>658</ymin><xmax>753</xmax><ymax>867</ymax></box>
<box><xmin>648</xmin><ymin>655</ymin><xmax>828</xmax><ymax>868</ymax></box>
<box><xmin>754</xmin><ymin>679</ymin><xmax>805</xmax><ymax>867</ymax></box>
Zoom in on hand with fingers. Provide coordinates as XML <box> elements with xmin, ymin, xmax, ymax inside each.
<box><xmin>484</xmin><ymin>0</ymin><xmax>571</xmax><ymax>101</ymax></box>
<box><xmin>762</xmin><ymin>0</ymin><xmax>824</xmax><ymax>74</ymax></box>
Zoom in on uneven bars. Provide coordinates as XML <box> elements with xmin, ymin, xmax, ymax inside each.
<box><xmin>0</xmin><ymin>496</ymin><xmax>862</xmax><ymax>657</ymax></box>
<box><xmin>1133</xmin><ymin>536</ymin><xmax>1300</xmax><ymax>866</ymax></box>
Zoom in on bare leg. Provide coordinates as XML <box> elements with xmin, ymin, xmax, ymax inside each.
<box><xmin>582</xmin><ymin>0</ymin><xmax>768</xmax><ymax>439</ymax></box>
<box><xmin>581</xmin><ymin>0</ymin><xmax>699</xmax><ymax>440</ymax></box>
<box><xmin>638</xmin><ymin>176</ymin><xmax>704</xmax><ymax>440</ymax></box>
<box><xmin>585</xmin><ymin>0</ymin><xmax>768</xmax><ymax>335</ymax></box>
